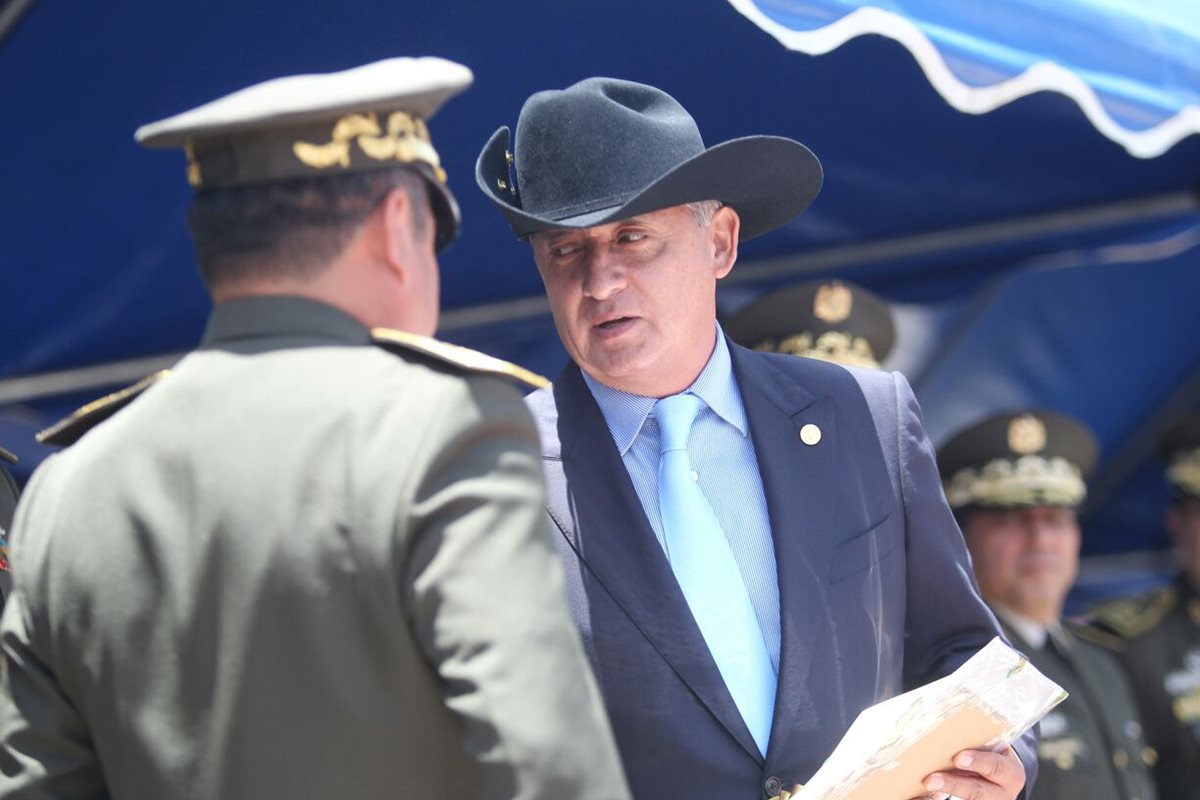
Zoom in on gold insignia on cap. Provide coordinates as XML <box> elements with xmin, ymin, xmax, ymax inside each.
<box><xmin>813</xmin><ymin>281</ymin><xmax>853</xmax><ymax>324</ymax></box>
<box><xmin>944</xmin><ymin>455</ymin><xmax>1086</xmax><ymax>509</ymax></box>
<box><xmin>293</xmin><ymin>111</ymin><xmax>445</xmax><ymax>182</ymax></box>
<box><xmin>1008</xmin><ymin>414</ymin><xmax>1047</xmax><ymax>455</ymax></box>
<box><xmin>184</xmin><ymin>139</ymin><xmax>202</xmax><ymax>187</ymax></box>
<box><xmin>759</xmin><ymin>331</ymin><xmax>880</xmax><ymax>369</ymax></box>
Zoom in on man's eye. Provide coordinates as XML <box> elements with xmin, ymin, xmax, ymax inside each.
<box><xmin>550</xmin><ymin>244</ymin><xmax>579</xmax><ymax>258</ymax></box>
<box><xmin>618</xmin><ymin>231</ymin><xmax>647</xmax><ymax>244</ymax></box>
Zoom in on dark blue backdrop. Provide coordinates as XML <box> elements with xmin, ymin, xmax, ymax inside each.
<box><xmin>2</xmin><ymin>0</ymin><xmax>1198</xmax><ymax>601</ymax></box>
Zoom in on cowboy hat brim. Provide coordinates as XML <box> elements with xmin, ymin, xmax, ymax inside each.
<box><xmin>476</xmin><ymin>127</ymin><xmax>822</xmax><ymax>241</ymax></box>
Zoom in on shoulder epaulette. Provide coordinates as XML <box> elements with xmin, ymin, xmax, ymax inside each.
<box><xmin>1065</xmin><ymin>618</ymin><xmax>1126</xmax><ymax>651</ymax></box>
<box><xmin>0</xmin><ymin>446</ymin><xmax>16</xmax><ymax>465</ymax></box>
<box><xmin>1083</xmin><ymin>585</ymin><xmax>1178</xmax><ymax>645</ymax></box>
<box><xmin>370</xmin><ymin>328</ymin><xmax>549</xmax><ymax>391</ymax></box>
<box><xmin>36</xmin><ymin>370</ymin><xmax>171</xmax><ymax>448</ymax></box>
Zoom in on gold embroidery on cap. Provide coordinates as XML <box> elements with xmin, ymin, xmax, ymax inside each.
<box><xmin>293</xmin><ymin>111</ymin><xmax>444</xmax><ymax>180</ymax></box>
<box><xmin>293</xmin><ymin>139</ymin><xmax>353</xmax><ymax>169</ymax></box>
<box><xmin>756</xmin><ymin>331</ymin><xmax>879</xmax><ymax>369</ymax></box>
<box><xmin>1008</xmin><ymin>414</ymin><xmax>1047</xmax><ymax>455</ymax></box>
<box><xmin>814</xmin><ymin>281</ymin><xmax>853</xmax><ymax>324</ymax></box>
<box><xmin>184</xmin><ymin>139</ymin><xmax>202</xmax><ymax>187</ymax></box>
<box><xmin>944</xmin><ymin>455</ymin><xmax>1086</xmax><ymax>509</ymax></box>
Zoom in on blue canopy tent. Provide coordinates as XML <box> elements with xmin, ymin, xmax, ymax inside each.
<box><xmin>2</xmin><ymin>0</ymin><xmax>1198</xmax><ymax>601</ymax></box>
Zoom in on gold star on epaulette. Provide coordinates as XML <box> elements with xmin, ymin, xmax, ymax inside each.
<box><xmin>370</xmin><ymin>329</ymin><xmax>549</xmax><ymax>391</ymax></box>
<box><xmin>37</xmin><ymin>370</ymin><xmax>171</xmax><ymax>447</ymax></box>
<box><xmin>1084</xmin><ymin>586</ymin><xmax>1177</xmax><ymax>644</ymax></box>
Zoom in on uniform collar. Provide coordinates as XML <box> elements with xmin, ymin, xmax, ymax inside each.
<box><xmin>992</xmin><ymin>604</ymin><xmax>1065</xmax><ymax>651</ymax></box>
<box><xmin>200</xmin><ymin>295</ymin><xmax>371</xmax><ymax>349</ymax></box>
<box><xmin>581</xmin><ymin>324</ymin><xmax>748</xmax><ymax>456</ymax></box>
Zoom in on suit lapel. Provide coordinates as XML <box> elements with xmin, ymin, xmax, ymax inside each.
<box><xmin>729</xmin><ymin>345</ymin><xmax>839</xmax><ymax>764</ymax></box>
<box><xmin>540</xmin><ymin>364</ymin><xmax>763</xmax><ymax>762</ymax></box>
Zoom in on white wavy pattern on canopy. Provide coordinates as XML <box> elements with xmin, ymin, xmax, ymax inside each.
<box><xmin>727</xmin><ymin>1</ymin><xmax>1200</xmax><ymax>158</ymax></box>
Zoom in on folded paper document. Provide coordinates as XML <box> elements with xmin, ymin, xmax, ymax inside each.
<box><xmin>794</xmin><ymin>637</ymin><xmax>1066</xmax><ymax>800</ymax></box>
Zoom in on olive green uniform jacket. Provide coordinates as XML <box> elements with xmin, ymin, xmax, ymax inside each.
<box><xmin>1088</xmin><ymin>578</ymin><xmax>1200</xmax><ymax>800</ymax></box>
<box><xmin>0</xmin><ymin>296</ymin><xmax>630</xmax><ymax>800</ymax></box>
<box><xmin>1000</xmin><ymin>622</ymin><xmax>1158</xmax><ymax>800</ymax></box>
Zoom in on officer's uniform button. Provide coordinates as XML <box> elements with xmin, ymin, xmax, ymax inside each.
<box><xmin>764</xmin><ymin>775</ymin><xmax>782</xmax><ymax>797</ymax></box>
<box><xmin>1141</xmin><ymin>746</ymin><xmax>1158</xmax><ymax>766</ymax></box>
<box><xmin>1112</xmin><ymin>749</ymin><xmax>1129</xmax><ymax>768</ymax></box>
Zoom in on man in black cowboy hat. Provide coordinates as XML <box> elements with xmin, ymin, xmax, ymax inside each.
<box><xmin>1088</xmin><ymin>415</ymin><xmax>1200</xmax><ymax>800</ymax></box>
<box><xmin>939</xmin><ymin>411</ymin><xmax>1158</xmax><ymax>800</ymax></box>
<box><xmin>477</xmin><ymin>78</ymin><xmax>1033</xmax><ymax>800</ymax></box>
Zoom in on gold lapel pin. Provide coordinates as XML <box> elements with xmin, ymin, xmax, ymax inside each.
<box><xmin>800</xmin><ymin>423</ymin><xmax>821</xmax><ymax>446</ymax></box>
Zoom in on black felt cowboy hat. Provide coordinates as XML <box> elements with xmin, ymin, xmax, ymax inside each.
<box><xmin>476</xmin><ymin>77</ymin><xmax>823</xmax><ymax>240</ymax></box>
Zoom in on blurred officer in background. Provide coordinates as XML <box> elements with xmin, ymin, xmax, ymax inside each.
<box><xmin>1088</xmin><ymin>415</ymin><xmax>1200</xmax><ymax>800</ymax></box>
<box><xmin>723</xmin><ymin>279</ymin><xmax>895</xmax><ymax>369</ymax></box>
<box><xmin>940</xmin><ymin>410</ymin><xmax>1158</xmax><ymax>800</ymax></box>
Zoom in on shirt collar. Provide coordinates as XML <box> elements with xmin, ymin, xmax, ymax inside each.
<box><xmin>991</xmin><ymin>604</ymin><xmax>1063</xmax><ymax>650</ymax></box>
<box><xmin>581</xmin><ymin>324</ymin><xmax>749</xmax><ymax>455</ymax></box>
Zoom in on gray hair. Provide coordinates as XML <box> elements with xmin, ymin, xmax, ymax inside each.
<box><xmin>687</xmin><ymin>200</ymin><xmax>723</xmax><ymax>227</ymax></box>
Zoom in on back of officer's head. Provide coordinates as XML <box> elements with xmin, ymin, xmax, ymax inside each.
<box><xmin>134</xmin><ymin>57</ymin><xmax>472</xmax><ymax>295</ymax></box>
<box><xmin>187</xmin><ymin>168</ymin><xmax>430</xmax><ymax>292</ymax></box>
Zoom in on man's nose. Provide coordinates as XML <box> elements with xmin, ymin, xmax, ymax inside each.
<box><xmin>581</xmin><ymin>248</ymin><xmax>628</xmax><ymax>300</ymax></box>
<box><xmin>1023</xmin><ymin>521</ymin><xmax>1059</xmax><ymax>545</ymax></box>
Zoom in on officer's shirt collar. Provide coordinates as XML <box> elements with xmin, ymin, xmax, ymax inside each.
<box><xmin>992</xmin><ymin>604</ymin><xmax>1066</xmax><ymax>651</ymax></box>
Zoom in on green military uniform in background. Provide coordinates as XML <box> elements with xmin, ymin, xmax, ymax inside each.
<box><xmin>1001</xmin><ymin>622</ymin><xmax>1159</xmax><ymax>800</ymax></box>
<box><xmin>0</xmin><ymin>296</ymin><xmax>627</xmax><ymax>799</ymax></box>
<box><xmin>938</xmin><ymin>410</ymin><xmax>1159</xmax><ymax>800</ymax></box>
<box><xmin>1086</xmin><ymin>415</ymin><xmax>1200</xmax><ymax>800</ymax></box>
<box><xmin>1087</xmin><ymin>580</ymin><xmax>1200</xmax><ymax>800</ymax></box>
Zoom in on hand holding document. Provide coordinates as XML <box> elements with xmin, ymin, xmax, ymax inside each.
<box><xmin>793</xmin><ymin>637</ymin><xmax>1065</xmax><ymax>800</ymax></box>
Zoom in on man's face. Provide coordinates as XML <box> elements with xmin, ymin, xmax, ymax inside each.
<box><xmin>962</xmin><ymin>505</ymin><xmax>1081</xmax><ymax>623</ymax></box>
<box><xmin>1168</xmin><ymin>497</ymin><xmax>1200</xmax><ymax>587</ymax></box>
<box><xmin>530</xmin><ymin>204</ymin><xmax>738</xmax><ymax>397</ymax></box>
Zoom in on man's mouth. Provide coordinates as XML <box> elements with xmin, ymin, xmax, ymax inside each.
<box><xmin>596</xmin><ymin>316</ymin><xmax>633</xmax><ymax>330</ymax></box>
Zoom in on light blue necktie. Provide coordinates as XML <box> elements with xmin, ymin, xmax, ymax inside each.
<box><xmin>653</xmin><ymin>393</ymin><xmax>776</xmax><ymax>756</ymax></box>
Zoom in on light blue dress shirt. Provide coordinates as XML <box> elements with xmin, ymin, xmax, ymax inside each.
<box><xmin>581</xmin><ymin>326</ymin><xmax>781</xmax><ymax>670</ymax></box>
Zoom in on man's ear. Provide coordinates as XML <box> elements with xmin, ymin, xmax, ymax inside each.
<box><xmin>376</xmin><ymin>187</ymin><xmax>418</xmax><ymax>279</ymax></box>
<box><xmin>711</xmin><ymin>205</ymin><xmax>740</xmax><ymax>280</ymax></box>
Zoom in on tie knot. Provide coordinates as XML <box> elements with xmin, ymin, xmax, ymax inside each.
<box><xmin>653</xmin><ymin>393</ymin><xmax>704</xmax><ymax>453</ymax></box>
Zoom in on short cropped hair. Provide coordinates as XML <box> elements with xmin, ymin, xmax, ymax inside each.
<box><xmin>687</xmin><ymin>200</ymin><xmax>723</xmax><ymax>227</ymax></box>
<box><xmin>187</xmin><ymin>167</ymin><xmax>429</xmax><ymax>291</ymax></box>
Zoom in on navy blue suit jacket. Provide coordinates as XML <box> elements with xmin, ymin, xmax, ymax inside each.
<box><xmin>526</xmin><ymin>341</ymin><xmax>1037</xmax><ymax>800</ymax></box>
